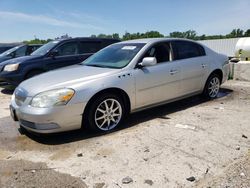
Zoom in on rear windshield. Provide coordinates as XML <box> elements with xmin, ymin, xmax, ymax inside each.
<box><xmin>83</xmin><ymin>43</ymin><xmax>145</xmax><ymax>69</ymax></box>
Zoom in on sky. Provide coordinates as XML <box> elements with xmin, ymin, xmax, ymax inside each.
<box><xmin>0</xmin><ymin>0</ymin><xmax>250</xmax><ymax>42</ymax></box>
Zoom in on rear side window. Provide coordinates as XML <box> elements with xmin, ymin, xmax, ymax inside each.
<box><xmin>26</xmin><ymin>46</ymin><xmax>40</xmax><ymax>55</ymax></box>
<box><xmin>101</xmin><ymin>40</ymin><xmax>119</xmax><ymax>48</ymax></box>
<box><xmin>79</xmin><ymin>41</ymin><xmax>101</xmax><ymax>54</ymax></box>
<box><xmin>172</xmin><ymin>41</ymin><xmax>206</xmax><ymax>60</ymax></box>
<box><xmin>56</xmin><ymin>42</ymin><xmax>78</xmax><ymax>56</ymax></box>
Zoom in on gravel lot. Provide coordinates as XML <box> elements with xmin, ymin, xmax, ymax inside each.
<box><xmin>0</xmin><ymin>80</ymin><xmax>249</xmax><ymax>188</ymax></box>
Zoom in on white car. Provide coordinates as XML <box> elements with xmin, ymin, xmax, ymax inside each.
<box><xmin>10</xmin><ymin>38</ymin><xmax>229</xmax><ymax>134</ymax></box>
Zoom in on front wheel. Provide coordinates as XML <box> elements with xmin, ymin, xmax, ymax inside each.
<box><xmin>203</xmin><ymin>74</ymin><xmax>221</xmax><ymax>99</ymax></box>
<box><xmin>85</xmin><ymin>94</ymin><xmax>125</xmax><ymax>132</ymax></box>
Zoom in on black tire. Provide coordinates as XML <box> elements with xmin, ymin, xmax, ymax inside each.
<box><xmin>25</xmin><ymin>70</ymin><xmax>44</xmax><ymax>80</ymax></box>
<box><xmin>84</xmin><ymin>93</ymin><xmax>126</xmax><ymax>132</ymax></box>
<box><xmin>203</xmin><ymin>73</ymin><xmax>221</xmax><ymax>99</ymax></box>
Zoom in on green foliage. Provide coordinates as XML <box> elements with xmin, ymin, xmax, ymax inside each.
<box><xmin>226</xmin><ymin>29</ymin><xmax>244</xmax><ymax>38</ymax></box>
<box><xmin>122</xmin><ymin>31</ymin><xmax>164</xmax><ymax>41</ymax></box>
<box><xmin>169</xmin><ymin>30</ymin><xmax>197</xmax><ymax>39</ymax></box>
<box><xmin>244</xmin><ymin>29</ymin><xmax>250</xmax><ymax>37</ymax></box>
<box><xmin>23</xmin><ymin>38</ymin><xmax>52</xmax><ymax>44</ymax></box>
<box><xmin>23</xmin><ymin>28</ymin><xmax>250</xmax><ymax>44</ymax></box>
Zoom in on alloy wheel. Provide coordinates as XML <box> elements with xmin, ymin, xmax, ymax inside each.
<box><xmin>208</xmin><ymin>77</ymin><xmax>220</xmax><ymax>98</ymax></box>
<box><xmin>94</xmin><ymin>98</ymin><xmax>122</xmax><ymax>131</ymax></box>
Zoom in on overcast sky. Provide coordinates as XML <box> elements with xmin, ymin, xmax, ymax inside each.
<box><xmin>0</xmin><ymin>0</ymin><xmax>250</xmax><ymax>42</ymax></box>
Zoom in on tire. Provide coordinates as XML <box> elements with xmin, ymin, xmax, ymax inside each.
<box><xmin>85</xmin><ymin>93</ymin><xmax>125</xmax><ymax>132</ymax></box>
<box><xmin>25</xmin><ymin>70</ymin><xmax>43</xmax><ymax>80</ymax></box>
<box><xmin>203</xmin><ymin>74</ymin><xmax>221</xmax><ymax>99</ymax></box>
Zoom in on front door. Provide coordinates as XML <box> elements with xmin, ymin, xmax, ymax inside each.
<box><xmin>44</xmin><ymin>41</ymin><xmax>82</xmax><ymax>71</ymax></box>
<box><xmin>134</xmin><ymin>42</ymin><xmax>181</xmax><ymax>108</ymax></box>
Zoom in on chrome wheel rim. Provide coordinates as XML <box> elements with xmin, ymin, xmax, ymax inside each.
<box><xmin>95</xmin><ymin>98</ymin><xmax>122</xmax><ymax>131</ymax></box>
<box><xmin>208</xmin><ymin>77</ymin><xmax>220</xmax><ymax>98</ymax></box>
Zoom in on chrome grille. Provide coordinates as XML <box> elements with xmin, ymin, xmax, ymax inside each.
<box><xmin>15</xmin><ymin>88</ymin><xmax>27</xmax><ymax>106</ymax></box>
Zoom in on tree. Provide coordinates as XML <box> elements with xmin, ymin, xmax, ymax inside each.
<box><xmin>244</xmin><ymin>29</ymin><xmax>250</xmax><ymax>37</ymax></box>
<box><xmin>122</xmin><ymin>32</ymin><xmax>132</xmax><ymax>41</ymax></box>
<box><xmin>23</xmin><ymin>38</ymin><xmax>52</xmax><ymax>44</ymax></box>
<box><xmin>169</xmin><ymin>31</ymin><xmax>185</xmax><ymax>38</ymax></box>
<box><xmin>184</xmin><ymin>30</ymin><xmax>197</xmax><ymax>39</ymax></box>
<box><xmin>169</xmin><ymin>30</ymin><xmax>197</xmax><ymax>39</ymax></box>
<box><xmin>112</xmin><ymin>33</ymin><xmax>120</xmax><ymax>39</ymax></box>
<box><xmin>226</xmin><ymin>29</ymin><xmax>244</xmax><ymax>38</ymax></box>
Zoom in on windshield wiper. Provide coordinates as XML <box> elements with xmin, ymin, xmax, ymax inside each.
<box><xmin>85</xmin><ymin>64</ymin><xmax>113</xmax><ymax>68</ymax></box>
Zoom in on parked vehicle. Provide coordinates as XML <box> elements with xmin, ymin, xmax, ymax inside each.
<box><xmin>0</xmin><ymin>43</ymin><xmax>23</xmax><ymax>53</ymax></box>
<box><xmin>0</xmin><ymin>44</ymin><xmax>42</xmax><ymax>63</ymax></box>
<box><xmin>10</xmin><ymin>38</ymin><xmax>229</xmax><ymax>134</ymax></box>
<box><xmin>0</xmin><ymin>46</ymin><xmax>15</xmax><ymax>53</ymax></box>
<box><xmin>0</xmin><ymin>38</ymin><xmax>120</xmax><ymax>88</ymax></box>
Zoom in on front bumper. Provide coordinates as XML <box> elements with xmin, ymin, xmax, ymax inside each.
<box><xmin>10</xmin><ymin>97</ymin><xmax>86</xmax><ymax>134</ymax></box>
<box><xmin>0</xmin><ymin>71</ymin><xmax>23</xmax><ymax>87</ymax></box>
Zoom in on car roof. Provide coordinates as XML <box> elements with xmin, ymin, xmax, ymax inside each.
<box><xmin>55</xmin><ymin>37</ymin><xmax>120</xmax><ymax>42</ymax></box>
<box><xmin>119</xmin><ymin>38</ymin><xmax>199</xmax><ymax>44</ymax></box>
<box><xmin>27</xmin><ymin>44</ymin><xmax>43</xmax><ymax>46</ymax></box>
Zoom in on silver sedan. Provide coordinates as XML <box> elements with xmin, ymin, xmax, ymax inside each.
<box><xmin>10</xmin><ymin>38</ymin><xmax>229</xmax><ymax>133</ymax></box>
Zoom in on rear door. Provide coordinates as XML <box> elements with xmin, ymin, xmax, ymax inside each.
<box><xmin>134</xmin><ymin>42</ymin><xmax>181</xmax><ymax>108</ymax></box>
<box><xmin>171</xmin><ymin>41</ymin><xmax>208</xmax><ymax>95</ymax></box>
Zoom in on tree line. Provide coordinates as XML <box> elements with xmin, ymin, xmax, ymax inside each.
<box><xmin>24</xmin><ymin>28</ymin><xmax>250</xmax><ymax>44</ymax></box>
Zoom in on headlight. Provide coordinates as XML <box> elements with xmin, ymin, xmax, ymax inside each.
<box><xmin>30</xmin><ymin>88</ymin><xmax>75</xmax><ymax>108</ymax></box>
<box><xmin>3</xmin><ymin>63</ymin><xmax>19</xmax><ymax>72</ymax></box>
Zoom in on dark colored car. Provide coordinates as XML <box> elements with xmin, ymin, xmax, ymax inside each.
<box><xmin>0</xmin><ymin>38</ymin><xmax>120</xmax><ymax>88</ymax></box>
<box><xmin>0</xmin><ymin>45</ymin><xmax>17</xmax><ymax>54</ymax></box>
<box><xmin>0</xmin><ymin>44</ymin><xmax>42</xmax><ymax>63</ymax></box>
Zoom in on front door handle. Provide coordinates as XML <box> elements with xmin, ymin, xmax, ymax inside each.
<box><xmin>201</xmin><ymin>64</ymin><xmax>207</xmax><ymax>68</ymax></box>
<box><xmin>170</xmin><ymin>69</ymin><xmax>179</xmax><ymax>75</ymax></box>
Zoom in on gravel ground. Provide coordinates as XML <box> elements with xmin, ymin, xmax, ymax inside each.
<box><xmin>0</xmin><ymin>80</ymin><xmax>249</xmax><ymax>188</ymax></box>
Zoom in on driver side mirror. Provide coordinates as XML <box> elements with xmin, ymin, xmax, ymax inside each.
<box><xmin>138</xmin><ymin>57</ymin><xmax>157</xmax><ymax>68</ymax></box>
<box><xmin>48</xmin><ymin>50</ymin><xmax>59</xmax><ymax>58</ymax></box>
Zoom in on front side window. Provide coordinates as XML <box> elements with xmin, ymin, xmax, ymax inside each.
<box><xmin>15</xmin><ymin>46</ymin><xmax>27</xmax><ymax>57</ymax></box>
<box><xmin>172</xmin><ymin>41</ymin><xmax>205</xmax><ymax>60</ymax></box>
<box><xmin>31</xmin><ymin>41</ymin><xmax>59</xmax><ymax>56</ymax></box>
<box><xmin>83</xmin><ymin>43</ymin><xmax>145</xmax><ymax>69</ymax></box>
<box><xmin>79</xmin><ymin>41</ymin><xmax>101</xmax><ymax>54</ymax></box>
<box><xmin>56</xmin><ymin>42</ymin><xmax>78</xmax><ymax>56</ymax></box>
<box><xmin>141</xmin><ymin>42</ymin><xmax>170</xmax><ymax>63</ymax></box>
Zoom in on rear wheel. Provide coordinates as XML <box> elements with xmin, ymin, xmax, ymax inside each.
<box><xmin>85</xmin><ymin>93</ymin><xmax>125</xmax><ymax>132</ymax></box>
<box><xmin>203</xmin><ymin>74</ymin><xmax>221</xmax><ymax>99</ymax></box>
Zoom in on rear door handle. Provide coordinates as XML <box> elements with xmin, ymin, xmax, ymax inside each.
<box><xmin>170</xmin><ymin>69</ymin><xmax>179</xmax><ymax>75</ymax></box>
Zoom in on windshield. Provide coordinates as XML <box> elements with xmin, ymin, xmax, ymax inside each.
<box><xmin>31</xmin><ymin>41</ymin><xmax>59</xmax><ymax>56</ymax></box>
<box><xmin>0</xmin><ymin>45</ymin><xmax>22</xmax><ymax>56</ymax></box>
<box><xmin>83</xmin><ymin>43</ymin><xmax>145</xmax><ymax>68</ymax></box>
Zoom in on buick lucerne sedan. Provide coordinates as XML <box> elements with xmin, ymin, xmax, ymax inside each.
<box><xmin>10</xmin><ymin>38</ymin><xmax>229</xmax><ymax>134</ymax></box>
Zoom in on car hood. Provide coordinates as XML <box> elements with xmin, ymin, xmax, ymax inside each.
<box><xmin>0</xmin><ymin>55</ymin><xmax>42</xmax><ymax>66</ymax></box>
<box><xmin>19</xmin><ymin>65</ymin><xmax>121</xmax><ymax>96</ymax></box>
